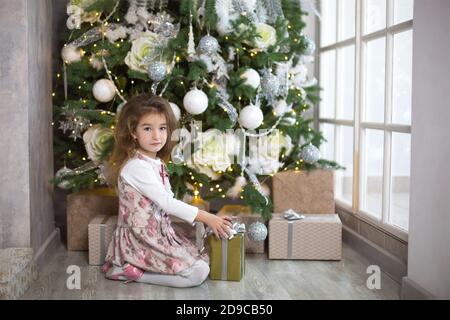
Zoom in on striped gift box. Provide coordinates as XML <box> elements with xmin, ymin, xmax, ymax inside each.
<box><xmin>88</xmin><ymin>215</ymin><xmax>117</xmax><ymax>265</ymax></box>
<box><xmin>269</xmin><ymin>214</ymin><xmax>342</xmax><ymax>260</ymax></box>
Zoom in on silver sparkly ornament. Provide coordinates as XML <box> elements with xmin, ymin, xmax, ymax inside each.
<box><xmin>261</xmin><ymin>72</ymin><xmax>280</xmax><ymax>102</ymax></box>
<box><xmin>248</xmin><ymin>222</ymin><xmax>268</xmax><ymax>242</ymax></box>
<box><xmin>198</xmin><ymin>35</ymin><xmax>219</xmax><ymax>56</ymax></box>
<box><xmin>301</xmin><ymin>143</ymin><xmax>321</xmax><ymax>164</ymax></box>
<box><xmin>148</xmin><ymin>61</ymin><xmax>167</xmax><ymax>82</ymax></box>
<box><xmin>58</xmin><ymin>110</ymin><xmax>91</xmax><ymax>142</ymax></box>
<box><xmin>303</xmin><ymin>35</ymin><xmax>316</xmax><ymax>56</ymax></box>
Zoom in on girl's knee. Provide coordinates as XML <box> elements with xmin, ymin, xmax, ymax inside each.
<box><xmin>198</xmin><ymin>260</ymin><xmax>210</xmax><ymax>280</ymax></box>
<box><xmin>188</xmin><ymin>260</ymin><xmax>210</xmax><ymax>286</ymax></box>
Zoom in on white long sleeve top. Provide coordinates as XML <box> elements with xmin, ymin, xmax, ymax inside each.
<box><xmin>120</xmin><ymin>153</ymin><xmax>199</xmax><ymax>223</ymax></box>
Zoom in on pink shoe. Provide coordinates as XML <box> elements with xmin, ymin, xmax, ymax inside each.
<box><xmin>101</xmin><ymin>261</ymin><xmax>112</xmax><ymax>274</ymax></box>
<box><xmin>106</xmin><ymin>263</ymin><xmax>144</xmax><ymax>283</ymax></box>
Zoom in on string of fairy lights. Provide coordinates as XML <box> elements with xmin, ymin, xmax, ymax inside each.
<box><xmin>52</xmin><ymin>1</ymin><xmax>318</xmax><ymax>200</ymax></box>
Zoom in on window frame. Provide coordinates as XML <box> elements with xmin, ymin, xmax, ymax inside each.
<box><xmin>316</xmin><ymin>0</ymin><xmax>413</xmax><ymax>242</ymax></box>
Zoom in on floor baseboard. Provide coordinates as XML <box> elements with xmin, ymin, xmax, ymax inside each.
<box><xmin>34</xmin><ymin>228</ymin><xmax>60</xmax><ymax>273</ymax></box>
<box><xmin>343</xmin><ymin>225</ymin><xmax>407</xmax><ymax>284</ymax></box>
<box><xmin>401</xmin><ymin>277</ymin><xmax>436</xmax><ymax>300</ymax></box>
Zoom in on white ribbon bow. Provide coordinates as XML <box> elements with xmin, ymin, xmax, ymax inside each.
<box><xmin>283</xmin><ymin>209</ymin><xmax>305</xmax><ymax>221</ymax></box>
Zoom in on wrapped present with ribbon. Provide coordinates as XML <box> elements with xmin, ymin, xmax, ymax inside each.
<box><xmin>207</xmin><ymin>222</ymin><xmax>246</xmax><ymax>281</ymax></box>
<box><xmin>269</xmin><ymin>210</ymin><xmax>342</xmax><ymax>260</ymax></box>
<box><xmin>272</xmin><ymin>169</ymin><xmax>335</xmax><ymax>214</ymax></box>
<box><xmin>67</xmin><ymin>187</ymin><xmax>118</xmax><ymax>251</ymax></box>
<box><xmin>217</xmin><ymin>205</ymin><xmax>266</xmax><ymax>253</ymax></box>
<box><xmin>88</xmin><ymin>215</ymin><xmax>117</xmax><ymax>265</ymax></box>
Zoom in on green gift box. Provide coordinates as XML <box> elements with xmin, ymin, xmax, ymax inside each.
<box><xmin>208</xmin><ymin>234</ymin><xmax>245</xmax><ymax>281</ymax></box>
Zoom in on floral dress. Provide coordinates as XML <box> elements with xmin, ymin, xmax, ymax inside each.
<box><xmin>103</xmin><ymin>152</ymin><xmax>208</xmax><ymax>275</ymax></box>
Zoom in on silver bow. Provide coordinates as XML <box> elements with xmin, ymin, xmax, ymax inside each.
<box><xmin>204</xmin><ymin>221</ymin><xmax>246</xmax><ymax>241</ymax></box>
<box><xmin>228</xmin><ymin>222</ymin><xmax>246</xmax><ymax>239</ymax></box>
<box><xmin>283</xmin><ymin>209</ymin><xmax>305</xmax><ymax>221</ymax></box>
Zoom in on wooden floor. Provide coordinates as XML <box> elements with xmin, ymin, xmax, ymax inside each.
<box><xmin>21</xmin><ymin>241</ymin><xmax>400</xmax><ymax>300</ymax></box>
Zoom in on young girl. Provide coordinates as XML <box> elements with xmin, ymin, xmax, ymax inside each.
<box><xmin>102</xmin><ymin>93</ymin><xmax>233</xmax><ymax>287</ymax></box>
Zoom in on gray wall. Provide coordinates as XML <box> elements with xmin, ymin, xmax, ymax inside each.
<box><xmin>407</xmin><ymin>0</ymin><xmax>450</xmax><ymax>299</ymax></box>
<box><xmin>0</xmin><ymin>0</ymin><xmax>55</xmax><ymax>254</ymax></box>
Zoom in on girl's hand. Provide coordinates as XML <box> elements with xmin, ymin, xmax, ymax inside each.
<box><xmin>195</xmin><ymin>210</ymin><xmax>234</xmax><ymax>239</ymax></box>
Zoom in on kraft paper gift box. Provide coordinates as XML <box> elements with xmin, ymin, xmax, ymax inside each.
<box><xmin>208</xmin><ymin>234</ymin><xmax>245</xmax><ymax>281</ymax></box>
<box><xmin>88</xmin><ymin>215</ymin><xmax>117</xmax><ymax>265</ymax></box>
<box><xmin>67</xmin><ymin>187</ymin><xmax>118</xmax><ymax>251</ymax></box>
<box><xmin>171</xmin><ymin>217</ymin><xmax>205</xmax><ymax>252</ymax></box>
<box><xmin>269</xmin><ymin>213</ymin><xmax>342</xmax><ymax>260</ymax></box>
<box><xmin>171</xmin><ymin>197</ymin><xmax>209</xmax><ymax>251</ymax></box>
<box><xmin>272</xmin><ymin>170</ymin><xmax>335</xmax><ymax>214</ymax></box>
<box><xmin>217</xmin><ymin>205</ymin><xmax>265</xmax><ymax>254</ymax></box>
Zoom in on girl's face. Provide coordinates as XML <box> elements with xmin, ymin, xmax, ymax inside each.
<box><xmin>132</xmin><ymin>112</ymin><xmax>168</xmax><ymax>159</ymax></box>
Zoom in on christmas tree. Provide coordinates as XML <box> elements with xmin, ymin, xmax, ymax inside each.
<box><xmin>52</xmin><ymin>0</ymin><xmax>341</xmax><ymax>220</ymax></box>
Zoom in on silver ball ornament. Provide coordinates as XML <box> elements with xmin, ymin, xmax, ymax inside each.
<box><xmin>198</xmin><ymin>35</ymin><xmax>219</xmax><ymax>55</ymax></box>
<box><xmin>148</xmin><ymin>61</ymin><xmax>167</xmax><ymax>82</ymax></box>
<box><xmin>248</xmin><ymin>222</ymin><xmax>268</xmax><ymax>242</ymax></box>
<box><xmin>304</xmin><ymin>35</ymin><xmax>316</xmax><ymax>56</ymax></box>
<box><xmin>301</xmin><ymin>144</ymin><xmax>321</xmax><ymax>164</ymax></box>
<box><xmin>55</xmin><ymin>166</ymin><xmax>74</xmax><ymax>190</ymax></box>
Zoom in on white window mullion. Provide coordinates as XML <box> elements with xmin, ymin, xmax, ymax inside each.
<box><xmin>382</xmin><ymin>0</ymin><xmax>394</xmax><ymax>225</ymax></box>
<box><xmin>334</xmin><ymin>0</ymin><xmax>340</xmax><ymax>121</ymax></box>
<box><xmin>336</xmin><ymin>49</ymin><xmax>342</xmax><ymax>120</ymax></box>
<box><xmin>353</xmin><ymin>0</ymin><xmax>363</xmax><ymax>213</ymax></box>
<box><xmin>336</xmin><ymin>0</ymin><xmax>340</xmax><ymax>45</ymax></box>
<box><xmin>334</xmin><ymin>0</ymin><xmax>341</xmax><ymax>198</ymax></box>
<box><xmin>334</xmin><ymin>124</ymin><xmax>341</xmax><ymax>196</ymax></box>
<box><xmin>314</xmin><ymin>13</ymin><xmax>321</xmax><ymax>132</ymax></box>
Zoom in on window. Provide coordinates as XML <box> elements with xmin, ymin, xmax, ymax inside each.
<box><xmin>318</xmin><ymin>0</ymin><xmax>413</xmax><ymax>238</ymax></box>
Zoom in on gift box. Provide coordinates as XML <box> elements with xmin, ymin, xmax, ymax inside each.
<box><xmin>88</xmin><ymin>215</ymin><xmax>117</xmax><ymax>265</ymax></box>
<box><xmin>0</xmin><ymin>248</ymin><xmax>37</xmax><ymax>300</ymax></box>
<box><xmin>171</xmin><ymin>217</ymin><xmax>205</xmax><ymax>252</ymax></box>
<box><xmin>269</xmin><ymin>213</ymin><xmax>342</xmax><ymax>260</ymax></box>
<box><xmin>217</xmin><ymin>205</ymin><xmax>265</xmax><ymax>253</ymax></box>
<box><xmin>170</xmin><ymin>197</ymin><xmax>210</xmax><ymax>251</ymax></box>
<box><xmin>208</xmin><ymin>234</ymin><xmax>245</xmax><ymax>281</ymax></box>
<box><xmin>272</xmin><ymin>170</ymin><xmax>335</xmax><ymax>214</ymax></box>
<box><xmin>67</xmin><ymin>188</ymin><xmax>118</xmax><ymax>251</ymax></box>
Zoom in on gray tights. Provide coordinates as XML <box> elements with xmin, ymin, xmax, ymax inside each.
<box><xmin>107</xmin><ymin>260</ymin><xmax>209</xmax><ymax>288</ymax></box>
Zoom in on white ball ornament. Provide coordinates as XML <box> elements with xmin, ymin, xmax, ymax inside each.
<box><xmin>183</xmin><ymin>89</ymin><xmax>209</xmax><ymax>115</ymax></box>
<box><xmin>239</xmin><ymin>104</ymin><xmax>264</xmax><ymax>130</ymax></box>
<box><xmin>92</xmin><ymin>79</ymin><xmax>116</xmax><ymax>103</ymax></box>
<box><xmin>281</xmin><ymin>116</ymin><xmax>296</xmax><ymax>126</ymax></box>
<box><xmin>169</xmin><ymin>102</ymin><xmax>181</xmax><ymax>121</ymax></box>
<box><xmin>273</xmin><ymin>100</ymin><xmax>288</xmax><ymax>116</ymax></box>
<box><xmin>241</xmin><ymin>69</ymin><xmax>261</xmax><ymax>89</ymax></box>
<box><xmin>61</xmin><ymin>45</ymin><xmax>82</xmax><ymax>64</ymax></box>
